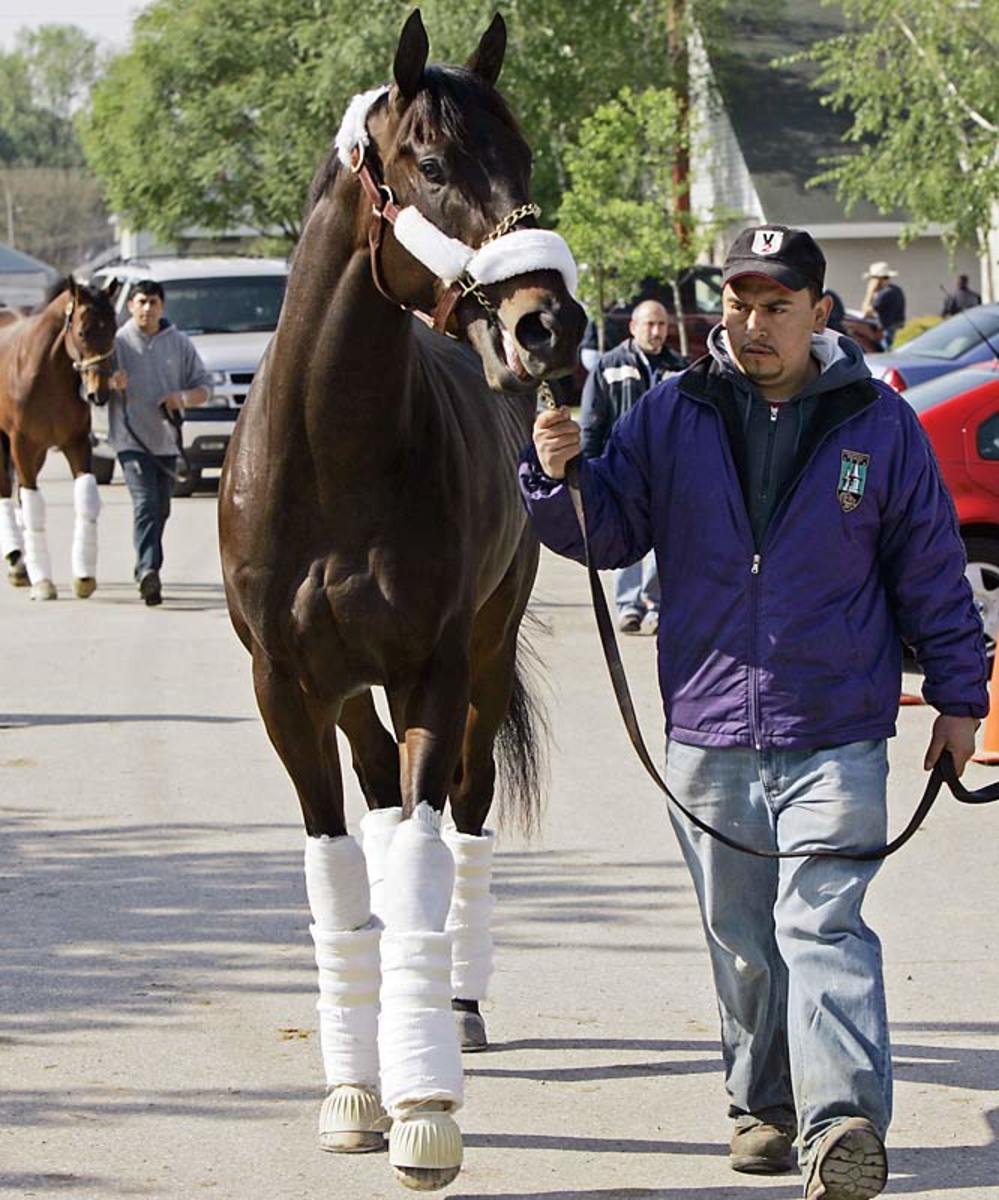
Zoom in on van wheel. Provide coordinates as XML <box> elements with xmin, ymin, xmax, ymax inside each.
<box><xmin>93</xmin><ymin>456</ymin><xmax>115</xmax><ymax>485</ymax></box>
<box><xmin>172</xmin><ymin>464</ymin><xmax>200</xmax><ymax>498</ymax></box>
<box><xmin>963</xmin><ymin>535</ymin><xmax>999</xmax><ymax>658</ymax></box>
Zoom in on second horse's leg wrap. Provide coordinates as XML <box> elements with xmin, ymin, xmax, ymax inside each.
<box><xmin>0</xmin><ymin>496</ymin><xmax>24</xmax><ymax>562</ymax></box>
<box><xmin>71</xmin><ymin>473</ymin><xmax>101</xmax><ymax>584</ymax></box>
<box><xmin>304</xmin><ymin>834</ymin><xmax>385</xmax><ymax>1152</ymax></box>
<box><xmin>19</xmin><ymin>487</ymin><xmax>53</xmax><ymax>590</ymax></box>
<box><xmin>379</xmin><ymin>803</ymin><xmax>464</xmax><ymax>1182</ymax></box>
<box><xmin>443</xmin><ymin>828</ymin><xmax>496</xmax><ymax>1050</ymax></box>
<box><xmin>360</xmin><ymin>806</ymin><xmax>403</xmax><ymax>925</ymax></box>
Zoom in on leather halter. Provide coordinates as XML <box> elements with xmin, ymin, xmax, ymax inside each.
<box><xmin>62</xmin><ymin>298</ymin><xmax>115</xmax><ymax>376</ymax></box>
<box><xmin>350</xmin><ymin>146</ymin><xmax>538</xmax><ymax>335</ymax></box>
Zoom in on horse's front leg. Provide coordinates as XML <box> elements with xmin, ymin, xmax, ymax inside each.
<box><xmin>379</xmin><ymin>639</ymin><xmax>470</xmax><ymax>1190</ymax></box>
<box><xmin>0</xmin><ymin>433</ymin><xmax>27</xmax><ymax>587</ymax></box>
<box><xmin>11</xmin><ymin>434</ymin><xmax>54</xmax><ymax>600</ymax></box>
<box><xmin>63</xmin><ymin>433</ymin><xmax>100</xmax><ymax>598</ymax></box>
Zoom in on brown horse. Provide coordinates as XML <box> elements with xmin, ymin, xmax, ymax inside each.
<box><xmin>0</xmin><ymin>277</ymin><xmax>119</xmax><ymax>600</ymax></box>
<box><xmin>219</xmin><ymin>10</ymin><xmax>584</xmax><ymax>1191</ymax></box>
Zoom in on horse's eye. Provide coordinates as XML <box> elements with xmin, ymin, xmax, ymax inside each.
<box><xmin>418</xmin><ymin>158</ymin><xmax>446</xmax><ymax>185</ymax></box>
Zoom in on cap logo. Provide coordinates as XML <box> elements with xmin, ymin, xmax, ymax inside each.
<box><xmin>752</xmin><ymin>230</ymin><xmax>783</xmax><ymax>256</ymax></box>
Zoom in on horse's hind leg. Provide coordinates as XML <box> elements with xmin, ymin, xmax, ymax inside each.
<box><xmin>11</xmin><ymin>435</ymin><xmax>54</xmax><ymax>600</ymax></box>
<box><xmin>338</xmin><ymin>691</ymin><xmax>403</xmax><ymax>924</ymax></box>
<box><xmin>252</xmin><ymin>652</ymin><xmax>386</xmax><ymax>1155</ymax></box>
<box><xmin>63</xmin><ymin>432</ymin><xmax>100</xmax><ymax>598</ymax></box>
<box><xmin>0</xmin><ymin>433</ymin><xmax>27</xmax><ymax>587</ymax></box>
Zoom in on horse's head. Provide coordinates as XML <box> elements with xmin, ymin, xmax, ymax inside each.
<box><xmin>62</xmin><ymin>277</ymin><xmax>120</xmax><ymax>406</ymax></box>
<box><xmin>348</xmin><ymin>11</ymin><xmax>586</xmax><ymax>392</ymax></box>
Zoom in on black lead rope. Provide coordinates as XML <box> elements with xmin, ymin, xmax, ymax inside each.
<box><xmin>562</xmin><ymin>459</ymin><xmax>999</xmax><ymax>861</ymax></box>
<box><xmin>119</xmin><ymin>391</ymin><xmax>190</xmax><ymax>483</ymax></box>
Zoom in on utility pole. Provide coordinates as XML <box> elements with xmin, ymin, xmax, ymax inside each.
<box><xmin>667</xmin><ymin>0</ymin><xmax>691</xmax><ymax>358</ymax></box>
<box><xmin>1</xmin><ymin>176</ymin><xmax>14</xmax><ymax>246</ymax></box>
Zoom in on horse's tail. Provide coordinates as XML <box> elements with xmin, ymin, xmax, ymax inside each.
<box><xmin>495</xmin><ymin>611</ymin><xmax>550</xmax><ymax>838</ymax></box>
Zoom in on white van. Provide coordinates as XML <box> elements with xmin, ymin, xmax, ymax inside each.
<box><xmin>89</xmin><ymin>256</ymin><xmax>289</xmax><ymax>495</ymax></box>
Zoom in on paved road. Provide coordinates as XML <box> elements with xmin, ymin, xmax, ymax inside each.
<box><xmin>2</xmin><ymin>462</ymin><xmax>998</xmax><ymax>1199</ymax></box>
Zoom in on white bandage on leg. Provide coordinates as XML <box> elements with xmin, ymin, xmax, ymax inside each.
<box><xmin>19</xmin><ymin>488</ymin><xmax>52</xmax><ymax>584</ymax></box>
<box><xmin>312</xmin><ymin>923</ymin><xmax>381</xmax><ymax>1089</ymax></box>
<box><xmin>305</xmin><ymin>835</ymin><xmax>379</xmax><ymax>1090</ymax></box>
<box><xmin>71</xmin><ymin>473</ymin><xmax>101</xmax><ymax>579</ymax></box>
<box><xmin>360</xmin><ymin>807</ymin><xmax>403</xmax><ymax>925</ymax></box>
<box><xmin>379</xmin><ymin>930</ymin><xmax>464</xmax><ymax>1115</ymax></box>
<box><xmin>378</xmin><ymin>803</ymin><xmax>462</xmax><ymax>1116</ymax></box>
<box><xmin>0</xmin><ymin>497</ymin><xmax>23</xmax><ymax>560</ymax></box>
<box><xmin>443</xmin><ymin>828</ymin><xmax>496</xmax><ymax>1001</ymax></box>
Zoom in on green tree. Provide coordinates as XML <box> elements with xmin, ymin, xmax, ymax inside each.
<box><xmin>79</xmin><ymin>0</ymin><xmax>671</xmax><ymax>243</ymax></box>
<box><xmin>0</xmin><ymin>25</ymin><xmax>102</xmax><ymax>168</ymax></box>
<box><xmin>557</xmin><ymin>86</ymin><xmax>714</xmax><ymax>351</ymax></box>
<box><xmin>795</xmin><ymin>0</ymin><xmax>998</xmax><ymax>283</ymax></box>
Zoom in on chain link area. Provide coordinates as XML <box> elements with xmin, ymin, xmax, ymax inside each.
<box><xmin>537</xmin><ymin>381</ymin><xmax>557</xmax><ymax>410</ymax></box>
<box><xmin>480</xmin><ymin>202</ymin><xmax>541</xmax><ymax>246</ymax></box>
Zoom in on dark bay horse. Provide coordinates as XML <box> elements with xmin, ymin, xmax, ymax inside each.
<box><xmin>219</xmin><ymin>10</ymin><xmax>584</xmax><ymax>1190</ymax></box>
<box><xmin>0</xmin><ymin>278</ymin><xmax>119</xmax><ymax>600</ymax></box>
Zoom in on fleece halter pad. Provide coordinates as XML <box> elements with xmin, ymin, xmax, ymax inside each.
<box><xmin>334</xmin><ymin>86</ymin><xmax>578</xmax><ymax>295</ymax></box>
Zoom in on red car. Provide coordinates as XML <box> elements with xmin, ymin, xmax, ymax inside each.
<box><xmin>906</xmin><ymin>360</ymin><xmax>999</xmax><ymax>653</ymax></box>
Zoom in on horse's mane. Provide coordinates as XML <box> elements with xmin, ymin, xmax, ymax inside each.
<box><xmin>305</xmin><ymin>66</ymin><xmax>523</xmax><ymax>219</ymax></box>
<box><xmin>40</xmin><ymin>277</ymin><xmax>73</xmax><ymax>308</ymax></box>
<box><xmin>37</xmin><ymin>276</ymin><xmax>115</xmax><ymax>318</ymax></box>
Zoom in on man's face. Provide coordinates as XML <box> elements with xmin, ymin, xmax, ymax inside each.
<box><xmin>129</xmin><ymin>291</ymin><xmax>164</xmax><ymax>333</ymax></box>
<box><xmin>630</xmin><ymin>303</ymin><xmax>669</xmax><ymax>355</ymax></box>
<box><xmin>722</xmin><ymin>277</ymin><xmax>830</xmax><ymax>398</ymax></box>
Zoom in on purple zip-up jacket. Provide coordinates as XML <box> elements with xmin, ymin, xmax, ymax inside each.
<box><xmin>519</xmin><ymin>336</ymin><xmax>987</xmax><ymax>750</ymax></box>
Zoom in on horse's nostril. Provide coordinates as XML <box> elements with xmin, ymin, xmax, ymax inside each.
<box><xmin>515</xmin><ymin>309</ymin><xmax>560</xmax><ymax>354</ymax></box>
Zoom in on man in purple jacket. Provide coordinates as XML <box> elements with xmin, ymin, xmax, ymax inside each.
<box><xmin>519</xmin><ymin>225</ymin><xmax>987</xmax><ymax>1200</ymax></box>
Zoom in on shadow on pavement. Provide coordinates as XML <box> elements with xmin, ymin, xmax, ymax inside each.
<box><xmin>0</xmin><ymin>712</ymin><xmax>249</xmax><ymax>728</ymax></box>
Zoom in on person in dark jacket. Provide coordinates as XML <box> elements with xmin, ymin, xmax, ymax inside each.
<box><xmin>520</xmin><ymin>225</ymin><xmax>986</xmax><ymax>1200</ymax></box>
<box><xmin>941</xmin><ymin>273</ymin><xmax>982</xmax><ymax>316</ymax></box>
<box><xmin>861</xmin><ymin>262</ymin><xmax>906</xmax><ymax>348</ymax></box>
<box><xmin>580</xmin><ymin>299</ymin><xmax>686</xmax><ymax>634</ymax></box>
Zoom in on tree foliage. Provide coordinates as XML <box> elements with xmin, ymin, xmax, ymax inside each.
<box><xmin>79</xmin><ymin>0</ymin><xmax>671</xmax><ymax>242</ymax></box>
<box><xmin>0</xmin><ymin>25</ymin><xmax>102</xmax><ymax>168</ymax></box>
<box><xmin>797</xmin><ymin>0</ymin><xmax>999</xmax><ymax>250</ymax></box>
<box><xmin>557</xmin><ymin>86</ymin><xmax>712</xmax><ymax>323</ymax></box>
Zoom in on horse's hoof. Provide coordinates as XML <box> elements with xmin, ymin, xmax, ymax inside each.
<box><xmin>30</xmin><ymin>579</ymin><xmax>57</xmax><ymax>601</ymax></box>
<box><xmin>73</xmin><ymin>577</ymin><xmax>96</xmax><ymax>599</ymax></box>
<box><xmin>454</xmin><ymin>1007</ymin><xmax>488</xmax><ymax>1052</ymax></box>
<box><xmin>389</xmin><ymin>1108</ymin><xmax>462</xmax><ymax>1190</ymax></box>
<box><xmin>8</xmin><ymin>563</ymin><xmax>28</xmax><ymax>586</ymax></box>
<box><xmin>318</xmin><ymin>1085</ymin><xmax>388</xmax><ymax>1154</ymax></box>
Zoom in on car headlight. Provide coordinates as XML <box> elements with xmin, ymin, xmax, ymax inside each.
<box><xmin>208</xmin><ymin>370</ymin><xmax>227</xmax><ymax>385</ymax></box>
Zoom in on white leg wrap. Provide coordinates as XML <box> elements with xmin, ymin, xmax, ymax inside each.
<box><xmin>0</xmin><ymin>497</ymin><xmax>23</xmax><ymax>559</ymax></box>
<box><xmin>312</xmin><ymin>924</ymin><xmax>381</xmax><ymax>1090</ymax></box>
<box><xmin>379</xmin><ymin>803</ymin><xmax>462</xmax><ymax>1116</ymax></box>
<box><xmin>305</xmin><ymin>835</ymin><xmax>379</xmax><ymax>1090</ymax></box>
<box><xmin>360</xmin><ymin>807</ymin><xmax>403</xmax><ymax>925</ymax></box>
<box><xmin>71</xmin><ymin>473</ymin><xmax>100</xmax><ymax>579</ymax></box>
<box><xmin>379</xmin><ymin>931</ymin><xmax>463</xmax><ymax>1115</ymax></box>
<box><xmin>443</xmin><ymin>829</ymin><xmax>496</xmax><ymax>1001</ymax></box>
<box><xmin>19</xmin><ymin>488</ymin><xmax>52</xmax><ymax>584</ymax></box>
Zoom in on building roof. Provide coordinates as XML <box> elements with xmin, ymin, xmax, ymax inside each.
<box><xmin>706</xmin><ymin>2</ymin><xmax>899</xmax><ymax>226</ymax></box>
<box><xmin>0</xmin><ymin>242</ymin><xmax>58</xmax><ymax>276</ymax></box>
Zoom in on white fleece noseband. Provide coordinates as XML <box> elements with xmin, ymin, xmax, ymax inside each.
<box><xmin>335</xmin><ymin>86</ymin><xmax>577</xmax><ymax>294</ymax></box>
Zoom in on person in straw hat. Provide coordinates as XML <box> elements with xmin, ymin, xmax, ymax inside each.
<box><xmin>861</xmin><ymin>261</ymin><xmax>906</xmax><ymax>348</ymax></box>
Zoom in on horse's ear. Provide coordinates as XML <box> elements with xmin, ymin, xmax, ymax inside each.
<box><xmin>103</xmin><ymin>276</ymin><xmax>122</xmax><ymax>302</ymax></box>
<box><xmin>466</xmin><ymin>13</ymin><xmax>506</xmax><ymax>86</ymax></box>
<box><xmin>393</xmin><ymin>9</ymin><xmax>429</xmax><ymax>102</ymax></box>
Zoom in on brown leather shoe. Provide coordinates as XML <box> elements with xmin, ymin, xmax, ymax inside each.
<box><xmin>729</xmin><ymin>1120</ymin><xmax>796</xmax><ymax>1174</ymax></box>
<box><xmin>804</xmin><ymin>1117</ymin><xmax>887</xmax><ymax>1200</ymax></box>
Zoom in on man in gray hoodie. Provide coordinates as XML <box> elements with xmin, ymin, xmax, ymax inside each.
<box><xmin>110</xmin><ymin>280</ymin><xmax>212</xmax><ymax>605</ymax></box>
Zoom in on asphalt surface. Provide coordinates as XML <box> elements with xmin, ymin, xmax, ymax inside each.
<box><xmin>2</xmin><ymin>461</ymin><xmax>998</xmax><ymax>1200</ymax></box>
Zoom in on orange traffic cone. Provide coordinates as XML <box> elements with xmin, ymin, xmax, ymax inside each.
<box><xmin>972</xmin><ymin>652</ymin><xmax>999</xmax><ymax>764</ymax></box>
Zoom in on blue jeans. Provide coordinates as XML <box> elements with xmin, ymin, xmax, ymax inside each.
<box><xmin>664</xmin><ymin>739</ymin><xmax>891</xmax><ymax>1163</ymax></box>
<box><xmin>118</xmin><ymin>451</ymin><xmax>176</xmax><ymax>580</ymax></box>
<box><xmin>615</xmin><ymin>550</ymin><xmax>659</xmax><ymax>616</ymax></box>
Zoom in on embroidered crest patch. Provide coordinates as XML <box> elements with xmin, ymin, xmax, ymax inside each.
<box><xmin>838</xmin><ymin>450</ymin><xmax>869</xmax><ymax>512</ymax></box>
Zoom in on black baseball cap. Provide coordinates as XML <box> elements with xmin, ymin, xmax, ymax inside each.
<box><xmin>722</xmin><ymin>225</ymin><xmax>826</xmax><ymax>294</ymax></box>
